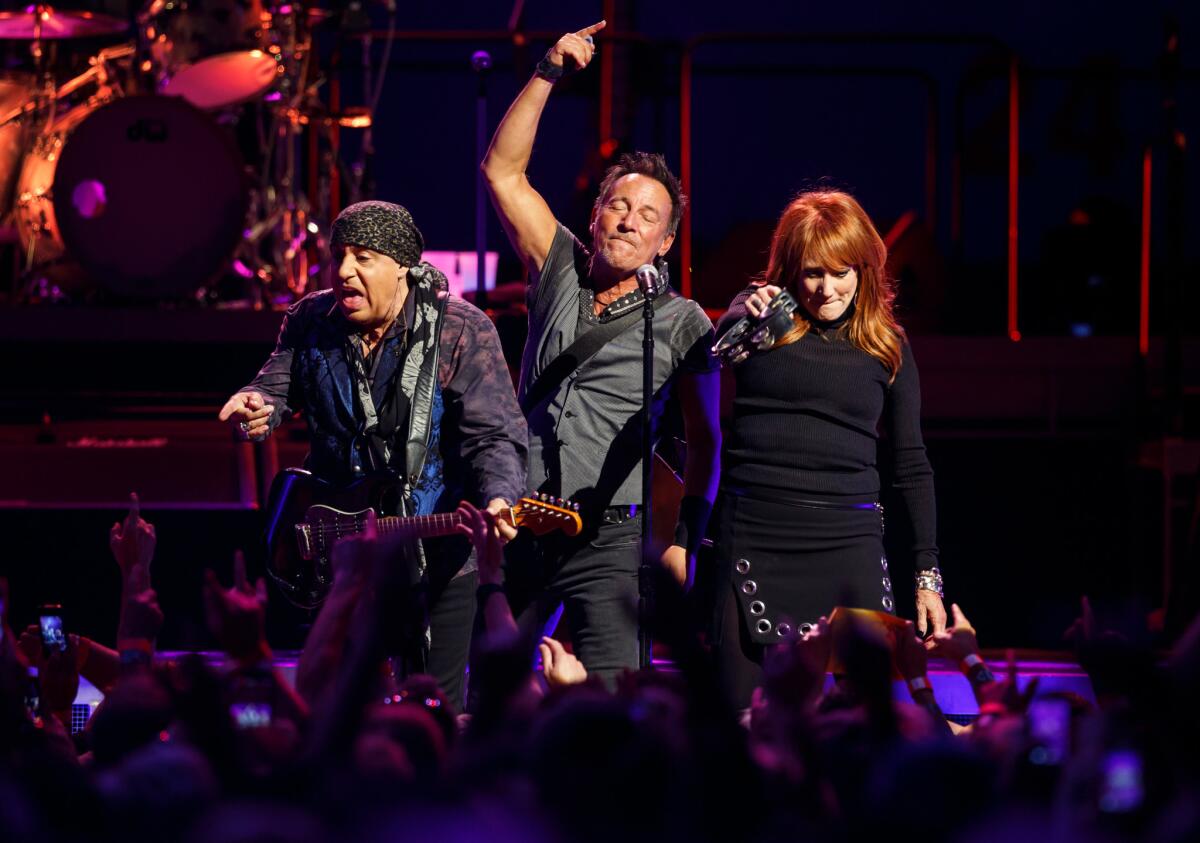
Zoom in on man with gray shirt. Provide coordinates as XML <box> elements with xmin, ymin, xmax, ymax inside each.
<box><xmin>481</xmin><ymin>20</ymin><xmax>720</xmax><ymax>683</ymax></box>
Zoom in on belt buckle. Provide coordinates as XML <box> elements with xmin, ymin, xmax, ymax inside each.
<box><xmin>602</xmin><ymin>504</ymin><xmax>637</xmax><ymax>525</ymax></box>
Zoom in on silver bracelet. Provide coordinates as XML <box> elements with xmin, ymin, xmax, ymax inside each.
<box><xmin>915</xmin><ymin>568</ymin><xmax>944</xmax><ymax>598</ymax></box>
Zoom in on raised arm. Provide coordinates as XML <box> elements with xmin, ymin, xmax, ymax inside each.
<box><xmin>481</xmin><ymin>20</ymin><xmax>605</xmax><ymax>274</ymax></box>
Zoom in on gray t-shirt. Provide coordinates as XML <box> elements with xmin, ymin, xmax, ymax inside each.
<box><xmin>519</xmin><ymin>223</ymin><xmax>716</xmax><ymax>510</ymax></box>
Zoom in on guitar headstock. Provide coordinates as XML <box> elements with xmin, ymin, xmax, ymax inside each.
<box><xmin>512</xmin><ymin>494</ymin><xmax>583</xmax><ymax>537</ymax></box>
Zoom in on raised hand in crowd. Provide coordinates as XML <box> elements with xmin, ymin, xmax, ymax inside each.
<box><xmin>217</xmin><ymin>391</ymin><xmax>275</xmax><ymax>441</ymax></box>
<box><xmin>926</xmin><ymin>603</ymin><xmax>1000</xmax><ymax>706</ymax></box>
<box><xmin>455</xmin><ymin>501</ymin><xmax>518</xmax><ymax>639</ymax></box>
<box><xmin>893</xmin><ymin>619</ymin><xmax>954</xmax><ymax>737</ymax></box>
<box><xmin>296</xmin><ymin>514</ymin><xmax>381</xmax><ymax>705</ymax></box>
<box><xmin>37</xmin><ymin>635</ymin><xmax>80</xmax><ymax>729</ymax></box>
<box><xmin>538</xmin><ymin>636</ymin><xmax>588</xmax><ymax>688</ymax></box>
<box><xmin>762</xmin><ymin>616</ymin><xmax>832</xmax><ymax>710</ymax></box>
<box><xmin>117</xmin><ymin>564</ymin><xmax>164</xmax><ymax>647</ymax></box>
<box><xmin>977</xmin><ymin>649</ymin><xmax>1039</xmax><ymax>715</ymax></box>
<box><xmin>893</xmin><ymin>620</ymin><xmax>930</xmax><ymax>683</ymax></box>
<box><xmin>926</xmin><ymin>603</ymin><xmax>979</xmax><ymax>661</ymax></box>
<box><xmin>1062</xmin><ymin>594</ymin><xmax>1097</xmax><ymax>647</ymax></box>
<box><xmin>109</xmin><ymin>492</ymin><xmax>155</xmax><ymax>586</ymax></box>
<box><xmin>204</xmin><ymin>550</ymin><xmax>270</xmax><ymax>667</ymax></box>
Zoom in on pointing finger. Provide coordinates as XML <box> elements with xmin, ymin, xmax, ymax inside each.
<box><xmin>217</xmin><ymin>395</ymin><xmax>243</xmax><ymax>421</ymax></box>
<box><xmin>575</xmin><ymin>20</ymin><xmax>606</xmax><ymax>37</ymax></box>
<box><xmin>233</xmin><ymin>549</ymin><xmax>248</xmax><ymax>592</ymax></box>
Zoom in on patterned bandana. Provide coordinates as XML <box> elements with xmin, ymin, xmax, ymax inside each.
<box><xmin>330</xmin><ymin>200</ymin><xmax>424</xmax><ymax>267</ymax></box>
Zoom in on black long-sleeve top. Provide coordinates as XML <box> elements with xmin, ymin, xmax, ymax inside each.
<box><xmin>716</xmin><ymin>286</ymin><xmax>939</xmax><ymax>571</ymax></box>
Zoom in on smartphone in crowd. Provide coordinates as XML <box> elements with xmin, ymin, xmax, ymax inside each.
<box><xmin>1027</xmin><ymin>697</ymin><xmax>1072</xmax><ymax>766</ymax></box>
<box><xmin>1099</xmin><ymin>749</ymin><xmax>1144</xmax><ymax>814</ymax></box>
<box><xmin>228</xmin><ymin>670</ymin><xmax>274</xmax><ymax>730</ymax></box>
<box><xmin>38</xmin><ymin>604</ymin><xmax>67</xmax><ymax>657</ymax></box>
<box><xmin>24</xmin><ymin>670</ymin><xmax>41</xmax><ymax>722</ymax></box>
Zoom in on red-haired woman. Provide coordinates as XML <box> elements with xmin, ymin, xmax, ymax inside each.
<box><xmin>711</xmin><ymin>191</ymin><xmax>946</xmax><ymax>707</ymax></box>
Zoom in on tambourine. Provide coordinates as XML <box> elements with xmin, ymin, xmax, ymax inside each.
<box><xmin>712</xmin><ymin>289</ymin><xmax>799</xmax><ymax>366</ymax></box>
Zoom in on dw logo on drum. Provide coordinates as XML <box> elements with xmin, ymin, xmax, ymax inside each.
<box><xmin>126</xmin><ymin>119</ymin><xmax>168</xmax><ymax>143</ymax></box>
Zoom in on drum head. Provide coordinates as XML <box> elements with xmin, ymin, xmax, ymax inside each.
<box><xmin>52</xmin><ymin>95</ymin><xmax>247</xmax><ymax>297</ymax></box>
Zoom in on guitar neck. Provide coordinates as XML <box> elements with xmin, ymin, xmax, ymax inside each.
<box><xmin>376</xmin><ymin>511</ymin><xmax>466</xmax><ymax>539</ymax></box>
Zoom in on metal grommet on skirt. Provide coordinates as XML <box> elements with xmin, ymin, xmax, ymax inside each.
<box><xmin>881</xmin><ymin>555</ymin><xmax>889</xmax><ymax>571</ymax></box>
<box><xmin>776</xmin><ymin>622</ymin><xmax>792</xmax><ymax>637</ymax></box>
<box><xmin>882</xmin><ymin>577</ymin><xmax>892</xmax><ymax>591</ymax></box>
<box><xmin>798</xmin><ymin>622</ymin><xmax>814</xmax><ymax>636</ymax></box>
<box><xmin>882</xmin><ymin>595</ymin><xmax>894</xmax><ymax>612</ymax></box>
<box><xmin>735</xmin><ymin>558</ymin><xmax>751</xmax><ymax>575</ymax></box>
<box><xmin>756</xmin><ymin>619</ymin><xmax>773</xmax><ymax>634</ymax></box>
<box><xmin>741</xmin><ymin>580</ymin><xmax>758</xmax><ymax>596</ymax></box>
<box><xmin>749</xmin><ymin>600</ymin><xmax>765</xmax><ymax>616</ymax></box>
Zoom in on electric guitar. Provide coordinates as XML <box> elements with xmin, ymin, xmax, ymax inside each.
<box><xmin>264</xmin><ymin>468</ymin><xmax>583</xmax><ymax>609</ymax></box>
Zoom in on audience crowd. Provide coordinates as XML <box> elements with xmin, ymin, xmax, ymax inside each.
<box><xmin>2</xmin><ymin>495</ymin><xmax>1197</xmax><ymax>843</ymax></box>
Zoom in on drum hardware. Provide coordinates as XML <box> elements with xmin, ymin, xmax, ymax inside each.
<box><xmin>279</xmin><ymin>104</ymin><xmax>372</xmax><ymax>129</ymax></box>
<box><xmin>0</xmin><ymin>6</ymin><xmax>128</xmax><ymax>40</ymax></box>
<box><xmin>15</xmin><ymin>95</ymin><xmax>247</xmax><ymax>298</ymax></box>
<box><xmin>2</xmin><ymin>1</ymin><xmax>376</xmax><ymax>305</ymax></box>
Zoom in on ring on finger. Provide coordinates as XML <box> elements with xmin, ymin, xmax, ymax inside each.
<box><xmin>239</xmin><ymin>421</ymin><xmax>250</xmax><ymax>433</ymax></box>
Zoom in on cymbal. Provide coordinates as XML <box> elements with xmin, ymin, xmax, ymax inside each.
<box><xmin>0</xmin><ymin>6</ymin><xmax>128</xmax><ymax>40</ymax></box>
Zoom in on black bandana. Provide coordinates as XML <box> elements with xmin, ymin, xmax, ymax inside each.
<box><xmin>331</xmin><ymin>200</ymin><xmax>425</xmax><ymax>266</ymax></box>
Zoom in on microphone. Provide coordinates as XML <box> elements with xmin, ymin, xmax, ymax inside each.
<box><xmin>635</xmin><ymin>263</ymin><xmax>665</xmax><ymax>299</ymax></box>
<box><xmin>470</xmin><ymin>50</ymin><xmax>492</xmax><ymax>73</ymax></box>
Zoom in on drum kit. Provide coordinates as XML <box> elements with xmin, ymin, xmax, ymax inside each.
<box><xmin>0</xmin><ymin>2</ymin><xmax>371</xmax><ymax>303</ymax></box>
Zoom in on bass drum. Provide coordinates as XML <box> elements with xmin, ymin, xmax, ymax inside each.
<box><xmin>0</xmin><ymin>72</ymin><xmax>34</xmax><ymax>219</ymax></box>
<box><xmin>16</xmin><ymin>95</ymin><xmax>247</xmax><ymax>297</ymax></box>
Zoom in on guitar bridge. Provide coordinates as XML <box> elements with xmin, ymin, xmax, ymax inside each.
<box><xmin>295</xmin><ymin>523</ymin><xmax>314</xmax><ymax>561</ymax></box>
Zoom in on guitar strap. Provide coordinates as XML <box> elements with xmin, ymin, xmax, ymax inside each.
<box><xmin>521</xmin><ymin>289</ymin><xmax>674</xmax><ymax>413</ymax></box>
<box><xmin>400</xmin><ymin>271</ymin><xmax>450</xmax><ymax>494</ymax></box>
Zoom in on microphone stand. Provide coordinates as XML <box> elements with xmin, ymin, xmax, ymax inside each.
<box><xmin>636</xmin><ymin>263</ymin><xmax>662</xmax><ymax>669</ymax></box>
<box><xmin>471</xmin><ymin>51</ymin><xmax>492</xmax><ymax>309</ymax></box>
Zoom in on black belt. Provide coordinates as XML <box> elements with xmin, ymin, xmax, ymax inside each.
<box><xmin>723</xmin><ymin>485</ymin><xmax>880</xmax><ymax>512</ymax></box>
<box><xmin>600</xmin><ymin>504</ymin><xmax>640</xmax><ymax>525</ymax></box>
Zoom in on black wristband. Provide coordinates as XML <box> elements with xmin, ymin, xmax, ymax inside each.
<box><xmin>535</xmin><ymin>53</ymin><xmax>565</xmax><ymax>82</ymax></box>
<box><xmin>476</xmin><ymin>582</ymin><xmax>505</xmax><ymax>606</ymax></box>
<box><xmin>673</xmin><ymin>495</ymin><xmax>714</xmax><ymax>557</ymax></box>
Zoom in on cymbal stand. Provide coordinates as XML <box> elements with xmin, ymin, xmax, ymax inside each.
<box><xmin>238</xmin><ymin>3</ymin><xmax>323</xmax><ymax>305</ymax></box>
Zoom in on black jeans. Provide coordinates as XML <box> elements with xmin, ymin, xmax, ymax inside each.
<box><xmin>504</xmin><ymin>515</ymin><xmax>642</xmax><ymax>688</ymax></box>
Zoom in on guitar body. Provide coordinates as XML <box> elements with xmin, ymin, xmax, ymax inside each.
<box><xmin>264</xmin><ymin>468</ymin><xmax>583</xmax><ymax>610</ymax></box>
<box><xmin>264</xmin><ymin>469</ymin><xmax>405</xmax><ymax>609</ymax></box>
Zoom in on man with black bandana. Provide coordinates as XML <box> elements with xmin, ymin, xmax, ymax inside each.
<box><xmin>219</xmin><ymin>200</ymin><xmax>528</xmax><ymax>706</ymax></box>
<box><xmin>482</xmin><ymin>21</ymin><xmax>721</xmax><ymax>685</ymax></box>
